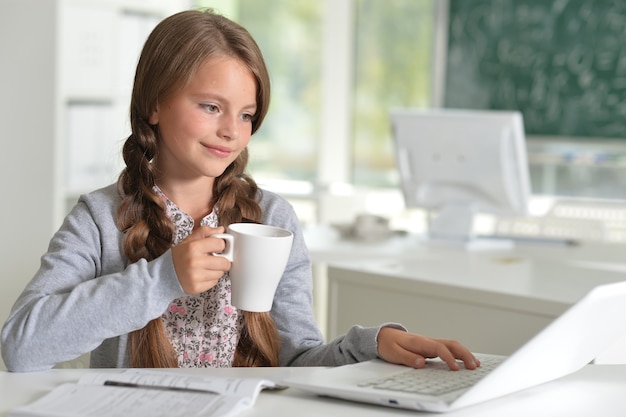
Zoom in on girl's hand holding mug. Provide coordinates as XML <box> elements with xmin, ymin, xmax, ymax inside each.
<box><xmin>171</xmin><ymin>226</ymin><xmax>232</xmax><ymax>294</ymax></box>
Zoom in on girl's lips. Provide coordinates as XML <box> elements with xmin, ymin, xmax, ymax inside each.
<box><xmin>202</xmin><ymin>143</ymin><xmax>232</xmax><ymax>158</ymax></box>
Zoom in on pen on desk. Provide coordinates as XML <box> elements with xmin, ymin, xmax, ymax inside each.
<box><xmin>103</xmin><ymin>380</ymin><xmax>219</xmax><ymax>394</ymax></box>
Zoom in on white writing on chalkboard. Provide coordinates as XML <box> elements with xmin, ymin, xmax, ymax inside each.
<box><xmin>445</xmin><ymin>0</ymin><xmax>626</xmax><ymax>139</ymax></box>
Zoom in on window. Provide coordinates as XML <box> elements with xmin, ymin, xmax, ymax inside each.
<box><xmin>197</xmin><ymin>0</ymin><xmax>322</xmax><ymax>186</ymax></box>
<box><xmin>195</xmin><ymin>0</ymin><xmax>435</xmax><ymax>193</ymax></box>
<box><xmin>352</xmin><ymin>0</ymin><xmax>436</xmax><ymax>187</ymax></box>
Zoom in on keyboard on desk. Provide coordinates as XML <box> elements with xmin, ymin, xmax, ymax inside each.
<box><xmin>357</xmin><ymin>355</ymin><xmax>504</xmax><ymax>396</ymax></box>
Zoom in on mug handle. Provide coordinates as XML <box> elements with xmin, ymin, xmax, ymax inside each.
<box><xmin>211</xmin><ymin>233</ymin><xmax>234</xmax><ymax>262</ymax></box>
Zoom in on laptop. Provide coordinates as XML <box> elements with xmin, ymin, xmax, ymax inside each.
<box><xmin>286</xmin><ymin>280</ymin><xmax>626</xmax><ymax>412</ymax></box>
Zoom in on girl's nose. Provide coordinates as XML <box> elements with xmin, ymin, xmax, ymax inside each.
<box><xmin>217</xmin><ymin>114</ymin><xmax>239</xmax><ymax>141</ymax></box>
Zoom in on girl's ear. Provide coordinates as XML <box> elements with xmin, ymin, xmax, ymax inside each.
<box><xmin>149</xmin><ymin>107</ymin><xmax>159</xmax><ymax>125</ymax></box>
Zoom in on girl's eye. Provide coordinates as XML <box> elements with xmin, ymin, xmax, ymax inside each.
<box><xmin>202</xmin><ymin>104</ymin><xmax>219</xmax><ymax>112</ymax></box>
<box><xmin>241</xmin><ymin>113</ymin><xmax>254</xmax><ymax>122</ymax></box>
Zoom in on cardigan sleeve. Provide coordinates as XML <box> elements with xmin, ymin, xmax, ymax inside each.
<box><xmin>1</xmin><ymin>187</ymin><xmax>186</xmax><ymax>372</ymax></box>
<box><xmin>258</xmin><ymin>190</ymin><xmax>405</xmax><ymax>366</ymax></box>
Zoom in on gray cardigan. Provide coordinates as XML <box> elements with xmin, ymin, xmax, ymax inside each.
<box><xmin>1</xmin><ymin>184</ymin><xmax>388</xmax><ymax>371</ymax></box>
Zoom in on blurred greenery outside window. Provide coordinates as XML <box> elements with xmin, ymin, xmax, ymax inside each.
<box><xmin>352</xmin><ymin>0</ymin><xmax>435</xmax><ymax>187</ymax></box>
<box><xmin>196</xmin><ymin>0</ymin><xmax>322</xmax><ymax>184</ymax></box>
<box><xmin>195</xmin><ymin>0</ymin><xmax>435</xmax><ymax>190</ymax></box>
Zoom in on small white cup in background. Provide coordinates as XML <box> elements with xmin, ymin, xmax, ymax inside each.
<box><xmin>212</xmin><ymin>223</ymin><xmax>294</xmax><ymax>312</ymax></box>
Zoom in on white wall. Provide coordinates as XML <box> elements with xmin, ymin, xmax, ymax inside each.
<box><xmin>0</xmin><ymin>0</ymin><xmax>192</xmax><ymax>371</ymax></box>
<box><xmin>0</xmin><ymin>0</ymin><xmax>59</xmax><ymax>371</ymax></box>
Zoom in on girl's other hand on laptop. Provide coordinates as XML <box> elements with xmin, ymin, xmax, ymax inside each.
<box><xmin>376</xmin><ymin>327</ymin><xmax>481</xmax><ymax>371</ymax></box>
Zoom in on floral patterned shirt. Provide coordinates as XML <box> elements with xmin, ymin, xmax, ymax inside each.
<box><xmin>155</xmin><ymin>187</ymin><xmax>243</xmax><ymax>368</ymax></box>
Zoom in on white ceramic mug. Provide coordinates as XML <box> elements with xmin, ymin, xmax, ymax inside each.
<box><xmin>212</xmin><ymin>223</ymin><xmax>294</xmax><ymax>312</ymax></box>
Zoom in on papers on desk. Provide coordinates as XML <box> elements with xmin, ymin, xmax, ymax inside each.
<box><xmin>9</xmin><ymin>369</ymin><xmax>277</xmax><ymax>417</ymax></box>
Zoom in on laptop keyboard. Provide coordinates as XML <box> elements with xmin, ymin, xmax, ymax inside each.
<box><xmin>357</xmin><ymin>356</ymin><xmax>504</xmax><ymax>396</ymax></box>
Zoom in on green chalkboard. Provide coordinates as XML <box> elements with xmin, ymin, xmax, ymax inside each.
<box><xmin>444</xmin><ymin>0</ymin><xmax>626</xmax><ymax>139</ymax></box>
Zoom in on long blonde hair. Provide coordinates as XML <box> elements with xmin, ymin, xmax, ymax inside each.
<box><xmin>116</xmin><ymin>9</ymin><xmax>279</xmax><ymax>368</ymax></box>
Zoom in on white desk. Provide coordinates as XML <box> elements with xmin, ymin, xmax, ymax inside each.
<box><xmin>304</xmin><ymin>229</ymin><xmax>626</xmax><ymax>358</ymax></box>
<box><xmin>304</xmin><ymin>226</ymin><xmax>626</xmax><ymax>266</ymax></box>
<box><xmin>2</xmin><ymin>365</ymin><xmax>626</xmax><ymax>417</ymax></box>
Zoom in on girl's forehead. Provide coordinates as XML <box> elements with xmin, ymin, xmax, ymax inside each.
<box><xmin>175</xmin><ymin>56</ymin><xmax>257</xmax><ymax>105</ymax></box>
<box><xmin>193</xmin><ymin>56</ymin><xmax>255</xmax><ymax>86</ymax></box>
<box><xmin>200</xmin><ymin>54</ymin><xmax>250</xmax><ymax>72</ymax></box>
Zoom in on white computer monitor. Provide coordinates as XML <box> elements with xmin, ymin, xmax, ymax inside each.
<box><xmin>390</xmin><ymin>108</ymin><xmax>531</xmax><ymax>249</ymax></box>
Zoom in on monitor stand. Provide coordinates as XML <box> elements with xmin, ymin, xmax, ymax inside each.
<box><xmin>427</xmin><ymin>204</ymin><xmax>514</xmax><ymax>251</ymax></box>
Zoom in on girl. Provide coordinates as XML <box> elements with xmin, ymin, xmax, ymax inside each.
<box><xmin>1</xmin><ymin>9</ymin><xmax>479</xmax><ymax>372</ymax></box>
